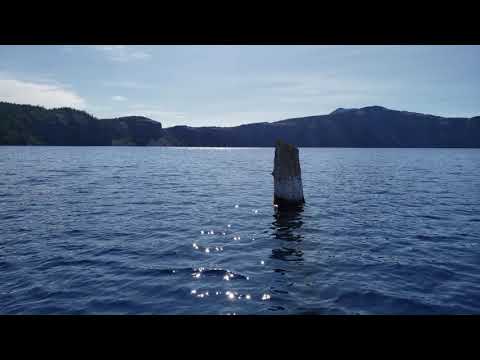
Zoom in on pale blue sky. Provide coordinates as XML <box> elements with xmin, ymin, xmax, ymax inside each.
<box><xmin>0</xmin><ymin>45</ymin><xmax>479</xmax><ymax>127</ymax></box>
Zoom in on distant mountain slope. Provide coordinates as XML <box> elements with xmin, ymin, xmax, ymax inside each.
<box><xmin>164</xmin><ymin>106</ymin><xmax>480</xmax><ymax>147</ymax></box>
<box><xmin>1</xmin><ymin>101</ymin><xmax>479</xmax><ymax>147</ymax></box>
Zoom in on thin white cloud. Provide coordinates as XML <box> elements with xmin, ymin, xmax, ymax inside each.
<box><xmin>205</xmin><ymin>71</ymin><xmax>397</xmax><ymax>116</ymax></box>
<box><xmin>102</xmin><ymin>80</ymin><xmax>153</xmax><ymax>89</ymax></box>
<box><xmin>91</xmin><ymin>45</ymin><xmax>151</xmax><ymax>62</ymax></box>
<box><xmin>0</xmin><ymin>74</ymin><xmax>86</xmax><ymax>109</ymax></box>
<box><xmin>111</xmin><ymin>95</ymin><xmax>127</xmax><ymax>102</ymax></box>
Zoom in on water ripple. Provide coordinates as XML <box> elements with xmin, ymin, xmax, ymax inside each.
<box><xmin>1</xmin><ymin>146</ymin><xmax>480</xmax><ymax>314</ymax></box>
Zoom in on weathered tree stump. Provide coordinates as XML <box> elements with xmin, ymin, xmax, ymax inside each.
<box><xmin>272</xmin><ymin>140</ymin><xmax>305</xmax><ymax>208</ymax></box>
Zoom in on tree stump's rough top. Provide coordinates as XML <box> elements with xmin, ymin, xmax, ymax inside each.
<box><xmin>272</xmin><ymin>140</ymin><xmax>305</xmax><ymax>207</ymax></box>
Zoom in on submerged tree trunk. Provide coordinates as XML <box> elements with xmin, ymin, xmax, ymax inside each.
<box><xmin>272</xmin><ymin>140</ymin><xmax>305</xmax><ymax>208</ymax></box>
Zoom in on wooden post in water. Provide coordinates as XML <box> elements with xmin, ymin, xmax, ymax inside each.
<box><xmin>272</xmin><ymin>140</ymin><xmax>305</xmax><ymax>208</ymax></box>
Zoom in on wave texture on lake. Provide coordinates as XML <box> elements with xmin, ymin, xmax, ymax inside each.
<box><xmin>1</xmin><ymin>147</ymin><xmax>479</xmax><ymax>314</ymax></box>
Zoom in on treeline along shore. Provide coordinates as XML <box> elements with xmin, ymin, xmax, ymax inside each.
<box><xmin>1</xmin><ymin>101</ymin><xmax>479</xmax><ymax>147</ymax></box>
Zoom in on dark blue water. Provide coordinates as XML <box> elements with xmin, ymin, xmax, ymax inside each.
<box><xmin>1</xmin><ymin>146</ymin><xmax>479</xmax><ymax>314</ymax></box>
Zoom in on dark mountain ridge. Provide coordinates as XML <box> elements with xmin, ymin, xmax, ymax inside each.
<box><xmin>1</xmin><ymin>101</ymin><xmax>479</xmax><ymax>147</ymax></box>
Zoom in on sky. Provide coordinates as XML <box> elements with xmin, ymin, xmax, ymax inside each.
<box><xmin>0</xmin><ymin>45</ymin><xmax>479</xmax><ymax>127</ymax></box>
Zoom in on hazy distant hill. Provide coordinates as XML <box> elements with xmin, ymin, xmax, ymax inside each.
<box><xmin>1</xmin><ymin>102</ymin><xmax>479</xmax><ymax>147</ymax></box>
<box><xmin>164</xmin><ymin>106</ymin><xmax>480</xmax><ymax>147</ymax></box>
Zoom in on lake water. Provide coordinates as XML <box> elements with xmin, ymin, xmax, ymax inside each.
<box><xmin>1</xmin><ymin>146</ymin><xmax>479</xmax><ymax>314</ymax></box>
